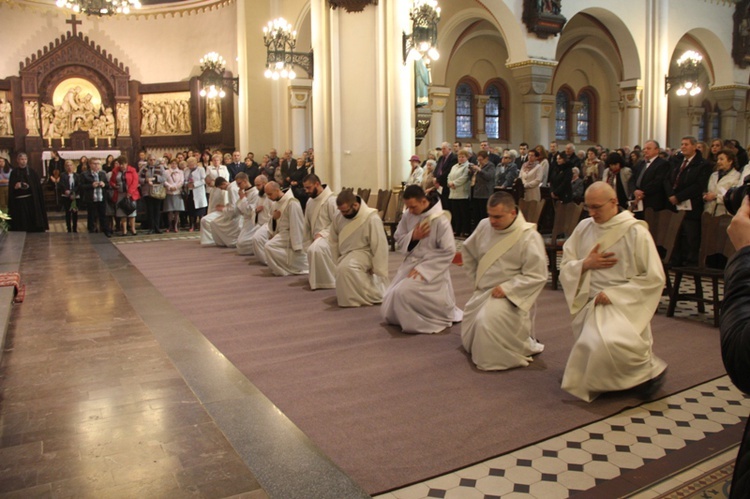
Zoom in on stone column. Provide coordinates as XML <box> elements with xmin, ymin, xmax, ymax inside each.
<box><xmin>289</xmin><ymin>81</ymin><xmax>312</xmax><ymax>156</ymax></box>
<box><xmin>508</xmin><ymin>60</ymin><xmax>556</xmax><ymax>146</ymax></box>
<box><xmin>569</xmin><ymin>101</ymin><xmax>583</xmax><ymax>144</ymax></box>
<box><xmin>713</xmin><ymin>86</ymin><xmax>748</xmax><ymax>142</ymax></box>
<box><xmin>427</xmin><ymin>86</ymin><xmax>450</xmax><ymax>150</ymax></box>
<box><xmin>620</xmin><ymin>85</ymin><xmax>642</xmax><ymax>148</ymax></box>
<box><xmin>610</xmin><ymin>99</ymin><xmax>623</xmax><ymax>148</ymax></box>
<box><xmin>686</xmin><ymin>106</ymin><xmax>704</xmax><ymax>138</ymax></box>
<box><xmin>540</xmin><ymin>95</ymin><xmax>554</xmax><ymax>147</ymax></box>
<box><xmin>474</xmin><ymin>94</ymin><xmax>489</xmax><ymax>142</ymax></box>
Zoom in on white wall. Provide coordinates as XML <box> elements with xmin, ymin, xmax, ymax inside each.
<box><xmin>0</xmin><ymin>2</ymin><xmax>237</xmax><ymax>84</ymax></box>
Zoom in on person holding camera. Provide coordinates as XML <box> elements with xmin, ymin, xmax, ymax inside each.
<box><xmin>720</xmin><ymin>194</ymin><xmax>750</xmax><ymax>498</ymax></box>
<box><xmin>8</xmin><ymin>152</ymin><xmax>48</xmax><ymax>232</ymax></box>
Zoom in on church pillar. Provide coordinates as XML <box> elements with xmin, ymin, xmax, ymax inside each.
<box><xmin>686</xmin><ymin>106</ymin><xmax>703</xmax><ymax>138</ymax></box>
<box><xmin>539</xmin><ymin>95</ymin><xmax>554</xmax><ymax>147</ymax></box>
<box><xmin>311</xmin><ymin>0</ymin><xmax>413</xmax><ymax>190</ymax></box>
<box><xmin>289</xmin><ymin>81</ymin><xmax>312</xmax><ymax>156</ymax></box>
<box><xmin>620</xmin><ymin>85</ymin><xmax>642</xmax><ymax>148</ymax></box>
<box><xmin>474</xmin><ymin>95</ymin><xmax>489</xmax><ymax>142</ymax></box>
<box><xmin>714</xmin><ymin>86</ymin><xmax>747</xmax><ymax>141</ymax></box>
<box><xmin>569</xmin><ymin>101</ymin><xmax>583</xmax><ymax>145</ymax></box>
<box><xmin>509</xmin><ymin>61</ymin><xmax>555</xmax><ymax>147</ymax></box>
<box><xmin>427</xmin><ymin>86</ymin><xmax>450</xmax><ymax>149</ymax></box>
<box><xmin>609</xmin><ymin>98</ymin><xmax>622</xmax><ymax>148</ymax></box>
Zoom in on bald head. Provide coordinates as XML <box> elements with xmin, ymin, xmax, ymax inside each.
<box><xmin>585</xmin><ymin>181</ymin><xmax>618</xmax><ymax>224</ymax></box>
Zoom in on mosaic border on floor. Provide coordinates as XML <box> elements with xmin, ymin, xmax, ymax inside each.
<box><xmin>377</xmin><ymin>376</ymin><xmax>748</xmax><ymax>499</ymax></box>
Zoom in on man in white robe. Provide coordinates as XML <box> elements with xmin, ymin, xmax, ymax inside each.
<box><xmin>460</xmin><ymin>191</ymin><xmax>548</xmax><ymax>370</ymax></box>
<box><xmin>382</xmin><ymin>185</ymin><xmax>463</xmax><ymax>333</ymax></box>
<box><xmin>303</xmin><ymin>174</ymin><xmax>338</xmax><ymax>289</ymax></box>
<box><xmin>200</xmin><ymin>176</ymin><xmax>230</xmax><ymax>246</ymax></box>
<box><xmin>560</xmin><ymin>182</ymin><xmax>667</xmax><ymax>402</ymax></box>
<box><xmin>212</xmin><ymin>173</ymin><xmax>249</xmax><ymax>248</ymax></box>
<box><xmin>263</xmin><ymin>182</ymin><xmax>309</xmax><ymax>276</ymax></box>
<box><xmin>237</xmin><ymin>175</ymin><xmax>270</xmax><ymax>256</ymax></box>
<box><xmin>330</xmin><ymin>190</ymin><xmax>390</xmax><ymax>307</ymax></box>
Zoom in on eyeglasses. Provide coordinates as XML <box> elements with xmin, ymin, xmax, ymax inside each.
<box><xmin>584</xmin><ymin>199</ymin><xmax>615</xmax><ymax>211</ymax></box>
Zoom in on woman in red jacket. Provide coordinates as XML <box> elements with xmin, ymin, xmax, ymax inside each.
<box><xmin>110</xmin><ymin>155</ymin><xmax>140</xmax><ymax>236</ymax></box>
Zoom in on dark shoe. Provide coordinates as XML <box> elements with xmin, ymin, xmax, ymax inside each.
<box><xmin>632</xmin><ymin>369</ymin><xmax>667</xmax><ymax>400</ymax></box>
<box><xmin>154</xmin><ymin>229</ymin><xmax>162</xmax><ymax>234</ymax></box>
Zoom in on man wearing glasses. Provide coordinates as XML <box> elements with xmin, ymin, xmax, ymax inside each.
<box><xmin>559</xmin><ymin>182</ymin><xmax>667</xmax><ymax>402</ymax></box>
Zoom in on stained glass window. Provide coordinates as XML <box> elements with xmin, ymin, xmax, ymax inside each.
<box><xmin>456</xmin><ymin>83</ymin><xmax>473</xmax><ymax>139</ymax></box>
<box><xmin>555</xmin><ymin>90</ymin><xmax>569</xmax><ymax>141</ymax></box>
<box><xmin>485</xmin><ymin>85</ymin><xmax>501</xmax><ymax>140</ymax></box>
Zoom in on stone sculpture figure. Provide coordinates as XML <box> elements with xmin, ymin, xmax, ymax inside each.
<box><xmin>0</xmin><ymin>98</ymin><xmax>13</xmax><ymax>136</ymax></box>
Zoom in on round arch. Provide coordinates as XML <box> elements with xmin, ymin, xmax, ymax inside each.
<box><xmin>669</xmin><ymin>28</ymin><xmax>733</xmax><ymax>87</ymax></box>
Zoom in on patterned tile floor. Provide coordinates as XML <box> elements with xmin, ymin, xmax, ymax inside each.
<box><xmin>376</xmin><ymin>376</ymin><xmax>747</xmax><ymax>499</ymax></box>
<box><xmin>49</xmin><ymin>219</ymin><xmax>739</xmax><ymax>498</ymax></box>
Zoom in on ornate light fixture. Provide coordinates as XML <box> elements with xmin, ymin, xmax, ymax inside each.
<box><xmin>55</xmin><ymin>0</ymin><xmax>141</xmax><ymax>16</ymax></box>
<box><xmin>403</xmin><ymin>0</ymin><xmax>441</xmax><ymax>64</ymax></box>
<box><xmin>665</xmin><ymin>50</ymin><xmax>703</xmax><ymax>97</ymax></box>
<box><xmin>263</xmin><ymin>18</ymin><xmax>314</xmax><ymax>80</ymax></box>
<box><xmin>198</xmin><ymin>52</ymin><xmax>239</xmax><ymax>99</ymax></box>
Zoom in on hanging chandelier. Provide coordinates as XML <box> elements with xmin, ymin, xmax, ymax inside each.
<box><xmin>403</xmin><ymin>0</ymin><xmax>441</xmax><ymax>64</ymax></box>
<box><xmin>198</xmin><ymin>52</ymin><xmax>238</xmax><ymax>99</ymax></box>
<box><xmin>262</xmin><ymin>18</ymin><xmax>314</xmax><ymax>80</ymax></box>
<box><xmin>56</xmin><ymin>0</ymin><xmax>142</xmax><ymax>16</ymax></box>
<box><xmin>665</xmin><ymin>50</ymin><xmax>703</xmax><ymax>97</ymax></box>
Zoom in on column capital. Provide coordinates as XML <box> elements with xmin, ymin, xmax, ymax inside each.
<box><xmin>712</xmin><ymin>85</ymin><xmax>748</xmax><ymax>113</ymax></box>
<box><xmin>289</xmin><ymin>82</ymin><xmax>312</xmax><ymax>109</ymax></box>
<box><xmin>540</xmin><ymin>94</ymin><xmax>555</xmax><ymax>119</ymax></box>
<box><xmin>620</xmin><ymin>86</ymin><xmax>643</xmax><ymax>109</ymax></box>
<box><xmin>686</xmin><ymin>106</ymin><xmax>704</xmax><ymax>126</ymax></box>
<box><xmin>475</xmin><ymin>94</ymin><xmax>490</xmax><ymax>106</ymax></box>
<box><xmin>428</xmin><ymin>86</ymin><xmax>451</xmax><ymax>113</ymax></box>
<box><xmin>508</xmin><ymin>60</ymin><xmax>555</xmax><ymax>96</ymax></box>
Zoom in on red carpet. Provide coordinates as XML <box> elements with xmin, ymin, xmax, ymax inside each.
<box><xmin>118</xmin><ymin>239</ymin><xmax>727</xmax><ymax>494</ymax></box>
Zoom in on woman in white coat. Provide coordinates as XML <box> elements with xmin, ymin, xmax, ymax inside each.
<box><xmin>520</xmin><ymin>149</ymin><xmax>544</xmax><ymax>201</ymax></box>
<box><xmin>184</xmin><ymin>157</ymin><xmax>207</xmax><ymax>231</ymax></box>
<box><xmin>703</xmin><ymin>148</ymin><xmax>741</xmax><ymax>216</ymax></box>
<box><xmin>448</xmin><ymin>149</ymin><xmax>471</xmax><ymax>236</ymax></box>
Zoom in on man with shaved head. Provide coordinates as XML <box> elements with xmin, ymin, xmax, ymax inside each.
<box><xmin>262</xmin><ymin>180</ymin><xmax>308</xmax><ymax>275</ymax></box>
<box><xmin>560</xmin><ymin>182</ymin><xmax>667</xmax><ymax>402</ymax></box>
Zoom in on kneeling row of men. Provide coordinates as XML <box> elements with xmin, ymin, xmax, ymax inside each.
<box><xmin>201</xmin><ymin>175</ymin><xmax>667</xmax><ymax>403</ymax></box>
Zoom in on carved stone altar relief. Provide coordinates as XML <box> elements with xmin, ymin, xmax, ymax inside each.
<box><xmin>24</xmin><ymin>101</ymin><xmax>40</xmax><ymax>136</ymax></box>
<box><xmin>116</xmin><ymin>102</ymin><xmax>130</xmax><ymax>136</ymax></box>
<box><xmin>204</xmin><ymin>96</ymin><xmax>222</xmax><ymax>133</ymax></box>
<box><xmin>140</xmin><ymin>92</ymin><xmax>192</xmax><ymax>137</ymax></box>
<box><xmin>0</xmin><ymin>92</ymin><xmax>12</xmax><ymax>137</ymax></box>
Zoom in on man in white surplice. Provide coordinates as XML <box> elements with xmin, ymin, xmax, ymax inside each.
<box><xmin>263</xmin><ymin>181</ymin><xmax>309</xmax><ymax>276</ymax></box>
<box><xmin>460</xmin><ymin>191</ymin><xmax>548</xmax><ymax>370</ymax></box>
<box><xmin>382</xmin><ymin>185</ymin><xmax>463</xmax><ymax>333</ymax></box>
<box><xmin>560</xmin><ymin>182</ymin><xmax>667</xmax><ymax>402</ymax></box>
<box><xmin>330</xmin><ymin>190</ymin><xmax>389</xmax><ymax>307</ymax></box>
<box><xmin>200</xmin><ymin>176</ymin><xmax>231</xmax><ymax>246</ymax></box>
<box><xmin>237</xmin><ymin>175</ymin><xmax>270</xmax><ymax>256</ymax></box>
<box><xmin>212</xmin><ymin>173</ymin><xmax>250</xmax><ymax>248</ymax></box>
<box><xmin>303</xmin><ymin>174</ymin><xmax>337</xmax><ymax>289</ymax></box>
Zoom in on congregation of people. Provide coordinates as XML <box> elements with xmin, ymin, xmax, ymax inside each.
<box><xmin>4</xmin><ymin>135</ymin><xmax>750</xmax><ymax>403</ymax></box>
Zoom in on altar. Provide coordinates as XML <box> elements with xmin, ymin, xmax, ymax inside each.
<box><xmin>41</xmin><ymin>149</ymin><xmax>120</xmax><ymax>177</ymax></box>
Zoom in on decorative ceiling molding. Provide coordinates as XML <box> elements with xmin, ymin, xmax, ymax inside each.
<box><xmin>0</xmin><ymin>0</ymin><xmax>235</xmax><ymax>19</ymax></box>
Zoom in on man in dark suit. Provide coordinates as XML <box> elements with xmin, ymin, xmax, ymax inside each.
<box><xmin>515</xmin><ymin>142</ymin><xmax>529</xmax><ymax>168</ymax></box>
<box><xmin>628</xmin><ymin>139</ymin><xmax>671</xmax><ymax>219</ymax></box>
<box><xmin>280</xmin><ymin>149</ymin><xmax>297</xmax><ymax>187</ymax></box>
<box><xmin>226</xmin><ymin>150</ymin><xmax>245</xmax><ymax>182</ymax></box>
<box><xmin>664</xmin><ymin>136</ymin><xmax>713</xmax><ymax>266</ymax></box>
<box><xmin>435</xmin><ymin>141</ymin><xmax>457</xmax><ymax>215</ymax></box>
<box><xmin>81</xmin><ymin>158</ymin><xmax>111</xmax><ymax>236</ymax></box>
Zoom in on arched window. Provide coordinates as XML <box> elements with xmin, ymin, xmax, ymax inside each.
<box><xmin>483</xmin><ymin>79</ymin><xmax>509</xmax><ymax>141</ymax></box>
<box><xmin>455</xmin><ymin>82</ymin><xmax>474</xmax><ymax>139</ymax></box>
<box><xmin>555</xmin><ymin>88</ymin><xmax>572</xmax><ymax>141</ymax></box>
<box><xmin>484</xmin><ymin>85</ymin><xmax>501</xmax><ymax>140</ymax></box>
<box><xmin>712</xmin><ymin>104</ymin><xmax>721</xmax><ymax>141</ymax></box>
<box><xmin>576</xmin><ymin>88</ymin><xmax>597</xmax><ymax>142</ymax></box>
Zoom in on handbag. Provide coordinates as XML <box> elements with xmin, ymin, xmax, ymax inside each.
<box><xmin>151</xmin><ymin>183</ymin><xmax>166</xmax><ymax>200</ymax></box>
<box><xmin>117</xmin><ymin>169</ymin><xmax>137</xmax><ymax>214</ymax></box>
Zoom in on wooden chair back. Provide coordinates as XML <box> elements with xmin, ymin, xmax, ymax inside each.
<box><xmin>644</xmin><ymin>208</ymin><xmax>686</xmax><ymax>265</ymax></box>
<box><xmin>375</xmin><ymin>189</ymin><xmax>391</xmax><ymax>219</ymax></box>
<box><xmin>383</xmin><ymin>189</ymin><xmax>403</xmax><ymax>224</ymax></box>
<box><xmin>550</xmin><ymin>201</ymin><xmax>583</xmax><ymax>245</ymax></box>
<box><xmin>357</xmin><ymin>188</ymin><xmax>371</xmax><ymax>204</ymax></box>
<box><xmin>698</xmin><ymin>212</ymin><xmax>736</xmax><ymax>267</ymax></box>
<box><xmin>518</xmin><ymin>199</ymin><xmax>546</xmax><ymax>224</ymax></box>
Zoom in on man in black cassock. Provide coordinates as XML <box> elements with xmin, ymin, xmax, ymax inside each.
<box><xmin>8</xmin><ymin>152</ymin><xmax>48</xmax><ymax>232</ymax></box>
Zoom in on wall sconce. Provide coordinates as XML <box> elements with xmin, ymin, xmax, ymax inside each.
<box><xmin>665</xmin><ymin>50</ymin><xmax>703</xmax><ymax>97</ymax></box>
<box><xmin>198</xmin><ymin>52</ymin><xmax>239</xmax><ymax>98</ymax></box>
<box><xmin>263</xmin><ymin>18</ymin><xmax>314</xmax><ymax>80</ymax></box>
<box><xmin>403</xmin><ymin>0</ymin><xmax>441</xmax><ymax>64</ymax></box>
